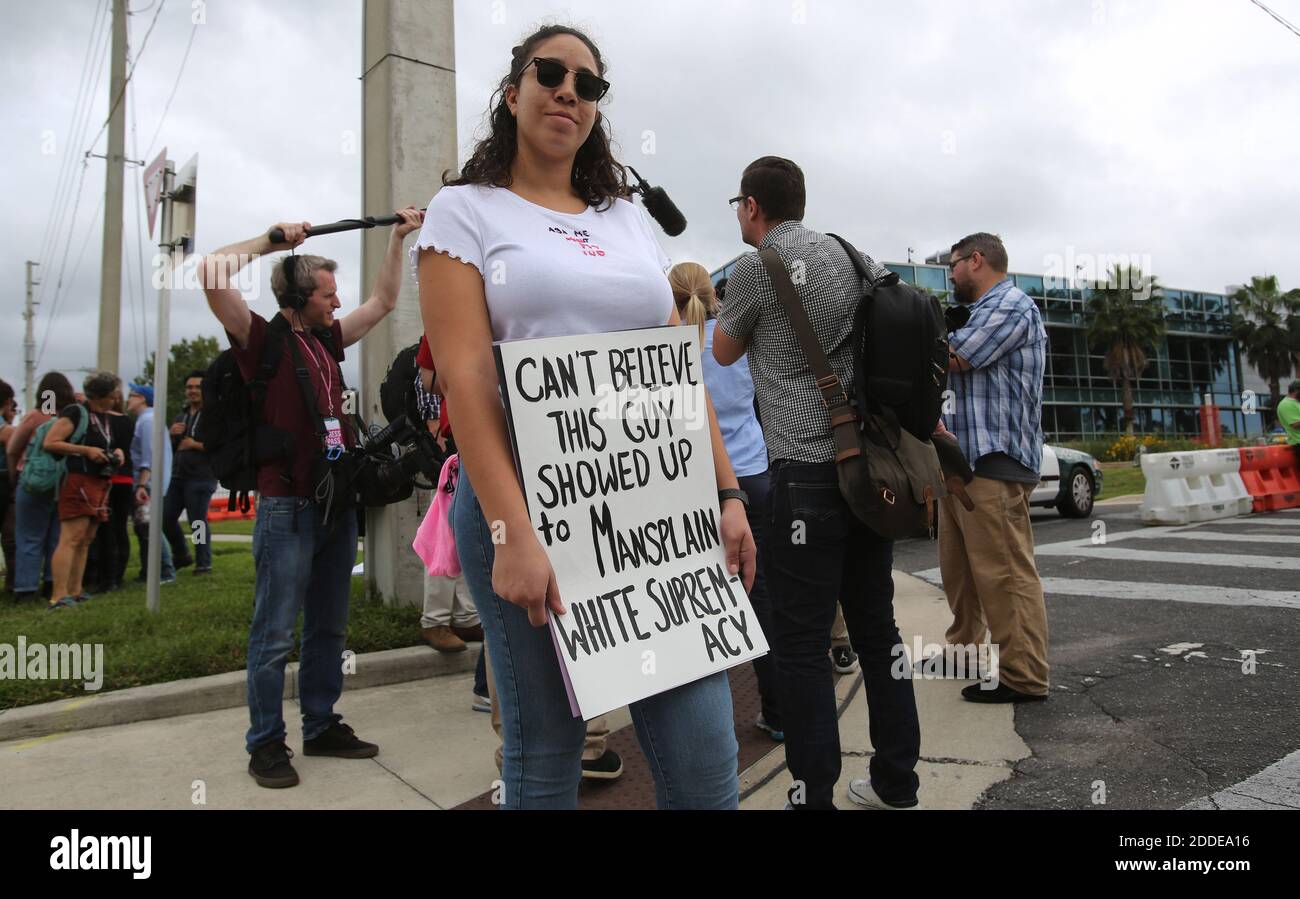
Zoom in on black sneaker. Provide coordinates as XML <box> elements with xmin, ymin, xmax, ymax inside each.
<box><xmin>302</xmin><ymin>722</ymin><xmax>379</xmax><ymax>759</ymax></box>
<box><xmin>961</xmin><ymin>682</ymin><xmax>1047</xmax><ymax>704</ymax></box>
<box><xmin>248</xmin><ymin>741</ymin><xmax>299</xmax><ymax>788</ymax></box>
<box><xmin>831</xmin><ymin>645</ymin><xmax>860</xmax><ymax>674</ymax></box>
<box><xmin>193</xmin><ymin>566</ymin><xmax>213</xmax><ymax>576</ymax></box>
<box><xmin>581</xmin><ymin>749</ymin><xmax>623</xmax><ymax>780</ymax></box>
<box><xmin>174</xmin><ymin>555</ymin><xmax>195</xmax><ymax>570</ymax></box>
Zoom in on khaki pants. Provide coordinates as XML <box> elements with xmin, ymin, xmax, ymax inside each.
<box><xmin>938</xmin><ymin>477</ymin><xmax>1050</xmax><ymax>695</ymax></box>
<box><xmin>482</xmin><ymin>644</ymin><xmax>609</xmax><ymax>772</ymax></box>
<box><xmin>831</xmin><ymin>604</ymin><xmax>850</xmax><ymax>648</ymax></box>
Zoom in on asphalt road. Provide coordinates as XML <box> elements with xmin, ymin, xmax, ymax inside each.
<box><xmin>890</xmin><ymin>501</ymin><xmax>1300</xmax><ymax>810</ymax></box>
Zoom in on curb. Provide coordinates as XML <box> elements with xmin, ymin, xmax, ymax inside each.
<box><xmin>0</xmin><ymin>644</ymin><xmax>477</xmax><ymax>744</ymax></box>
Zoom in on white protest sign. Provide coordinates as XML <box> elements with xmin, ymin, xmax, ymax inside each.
<box><xmin>495</xmin><ymin>324</ymin><xmax>768</xmax><ymax>720</ymax></box>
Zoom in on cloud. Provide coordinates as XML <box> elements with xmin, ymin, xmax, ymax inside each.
<box><xmin>2</xmin><ymin>0</ymin><xmax>1296</xmax><ymax>400</ymax></box>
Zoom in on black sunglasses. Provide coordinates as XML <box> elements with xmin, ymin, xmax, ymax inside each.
<box><xmin>729</xmin><ymin>195</ymin><xmax>748</xmax><ymax>209</ymax></box>
<box><xmin>525</xmin><ymin>57</ymin><xmax>610</xmax><ymax>102</ymax></box>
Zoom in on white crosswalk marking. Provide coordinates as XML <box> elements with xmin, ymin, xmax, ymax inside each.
<box><xmin>912</xmin><ymin>511</ymin><xmax>1300</xmax><ymax>609</ymax></box>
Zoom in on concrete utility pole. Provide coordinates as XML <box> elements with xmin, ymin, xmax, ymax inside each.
<box><xmin>24</xmin><ymin>261</ymin><xmax>39</xmax><ymax>414</ymax></box>
<box><xmin>97</xmin><ymin>0</ymin><xmax>127</xmax><ymax>374</ymax></box>
<box><xmin>360</xmin><ymin>0</ymin><xmax>457</xmax><ymax>607</ymax></box>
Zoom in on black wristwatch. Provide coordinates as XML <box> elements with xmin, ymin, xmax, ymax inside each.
<box><xmin>718</xmin><ymin>487</ymin><xmax>749</xmax><ymax>509</ymax></box>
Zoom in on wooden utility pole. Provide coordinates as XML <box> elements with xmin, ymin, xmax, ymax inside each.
<box><xmin>96</xmin><ymin>0</ymin><xmax>127</xmax><ymax>373</ymax></box>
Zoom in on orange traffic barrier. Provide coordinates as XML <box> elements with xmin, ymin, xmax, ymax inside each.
<box><xmin>1238</xmin><ymin>445</ymin><xmax>1300</xmax><ymax>512</ymax></box>
<box><xmin>207</xmin><ymin>494</ymin><xmax>257</xmax><ymax>522</ymax></box>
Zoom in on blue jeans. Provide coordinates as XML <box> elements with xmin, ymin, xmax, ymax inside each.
<box><xmin>133</xmin><ymin>519</ymin><xmax>175</xmax><ymax>580</ymax></box>
<box><xmin>245</xmin><ymin>495</ymin><xmax>358</xmax><ymax>752</ymax></box>
<box><xmin>163</xmin><ymin>476</ymin><xmax>219</xmax><ymax>569</ymax></box>
<box><xmin>453</xmin><ymin>470</ymin><xmax>739</xmax><ymax>809</ymax></box>
<box><xmin>14</xmin><ymin>486</ymin><xmax>59</xmax><ymax>593</ymax></box>
<box><xmin>766</xmin><ymin>459</ymin><xmax>920</xmax><ymax>809</ymax></box>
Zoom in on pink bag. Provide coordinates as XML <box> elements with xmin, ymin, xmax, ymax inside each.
<box><xmin>413</xmin><ymin>454</ymin><xmax>461</xmax><ymax>577</ymax></box>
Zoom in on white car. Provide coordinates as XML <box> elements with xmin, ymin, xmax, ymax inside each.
<box><xmin>1030</xmin><ymin>445</ymin><xmax>1104</xmax><ymax>517</ymax></box>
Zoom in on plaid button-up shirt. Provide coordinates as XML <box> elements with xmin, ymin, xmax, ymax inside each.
<box><xmin>944</xmin><ymin>278</ymin><xmax>1047</xmax><ymax>474</ymax></box>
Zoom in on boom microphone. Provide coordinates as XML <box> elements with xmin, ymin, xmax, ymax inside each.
<box><xmin>268</xmin><ymin>209</ymin><xmax>426</xmax><ymax>245</ymax></box>
<box><xmin>628</xmin><ymin>166</ymin><xmax>687</xmax><ymax>237</ymax></box>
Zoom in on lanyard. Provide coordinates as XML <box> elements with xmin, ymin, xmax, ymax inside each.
<box><xmin>90</xmin><ymin>411</ymin><xmax>111</xmax><ymax>451</ymax></box>
<box><xmin>294</xmin><ymin>330</ymin><xmax>335</xmax><ymax>416</ymax></box>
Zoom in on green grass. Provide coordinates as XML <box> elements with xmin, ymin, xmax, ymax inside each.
<box><xmin>210</xmin><ymin>518</ymin><xmax>255</xmax><ymax>537</ymax></box>
<box><xmin>0</xmin><ymin>535</ymin><xmax>419</xmax><ymax>710</ymax></box>
<box><xmin>1098</xmin><ymin>464</ymin><xmax>1145</xmax><ymax>499</ymax></box>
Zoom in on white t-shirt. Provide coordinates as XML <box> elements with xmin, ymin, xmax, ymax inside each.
<box><xmin>411</xmin><ymin>184</ymin><xmax>674</xmax><ymax>343</ymax></box>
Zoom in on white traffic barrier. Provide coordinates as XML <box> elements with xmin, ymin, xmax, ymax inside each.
<box><xmin>1140</xmin><ymin>449</ymin><xmax>1254</xmax><ymax>525</ymax></box>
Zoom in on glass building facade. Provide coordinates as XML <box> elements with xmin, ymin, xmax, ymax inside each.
<box><xmin>710</xmin><ymin>256</ymin><xmax>1256</xmax><ymax>441</ymax></box>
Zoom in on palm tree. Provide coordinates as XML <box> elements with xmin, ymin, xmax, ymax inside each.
<box><xmin>1229</xmin><ymin>276</ymin><xmax>1300</xmax><ymax>427</ymax></box>
<box><xmin>1086</xmin><ymin>265</ymin><xmax>1167</xmax><ymax>436</ymax></box>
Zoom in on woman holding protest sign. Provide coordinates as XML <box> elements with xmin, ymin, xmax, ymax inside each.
<box><xmin>415</xmin><ymin>25</ymin><xmax>756</xmax><ymax>809</ymax></box>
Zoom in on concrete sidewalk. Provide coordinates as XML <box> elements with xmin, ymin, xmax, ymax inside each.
<box><xmin>0</xmin><ymin>572</ymin><xmax>1028</xmax><ymax>809</ymax></box>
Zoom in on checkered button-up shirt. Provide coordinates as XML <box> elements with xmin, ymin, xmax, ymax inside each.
<box><xmin>717</xmin><ymin>220</ymin><xmax>891</xmax><ymax>464</ymax></box>
<box><xmin>944</xmin><ymin>278</ymin><xmax>1047</xmax><ymax>473</ymax></box>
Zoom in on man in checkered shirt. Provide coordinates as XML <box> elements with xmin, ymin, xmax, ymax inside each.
<box><xmin>714</xmin><ymin>156</ymin><xmax>921</xmax><ymax>811</ymax></box>
<box><xmin>935</xmin><ymin>232</ymin><xmax>1050</xmax><ymax>704</ymax></box>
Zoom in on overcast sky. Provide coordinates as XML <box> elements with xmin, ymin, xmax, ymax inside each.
<box><xmin>3</xmin><ymin>0</ymin><xmax>1297</xmax><ymax>402</ymax></box>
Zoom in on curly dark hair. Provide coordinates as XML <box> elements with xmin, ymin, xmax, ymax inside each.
<box><xmin>36</xmin><ymin>371</ymin><xmax>76</xmax><ymax>414</ymax></box>
<box><xmin>445</xmin><ymin>25</ymin><xmax>625</xmax><ymax>211</ymax></box>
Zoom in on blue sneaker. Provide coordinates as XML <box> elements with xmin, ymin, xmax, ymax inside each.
<box><xmin>756</xmin><ymin>714</ymin><xmax>784</xmax><ymax>742</ymax></box>
<box><xmin>46</xmin><ymin>596</ymin><xmax>80</xmax><ymax>611</ymax></box>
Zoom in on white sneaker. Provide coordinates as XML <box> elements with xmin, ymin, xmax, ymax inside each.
<box><xmin>471</xmin><ymin>692</ymin><xmax>491</xmax><ymax>713</ymax></box>
<box><xmin>848</xmin><ymin>779</ymin><xmax>918</xmax><ymax>810</ymax></box>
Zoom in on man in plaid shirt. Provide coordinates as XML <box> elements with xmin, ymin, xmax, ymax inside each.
<box><xmin>936</xmin><ymin>232</ymin><xmax>1050</xmax><ymax>703</ymax></box>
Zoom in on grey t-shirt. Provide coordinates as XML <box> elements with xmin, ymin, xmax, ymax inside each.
<box><xmin>974</xmin><ymin>451</ymin><xmax>1040</xmax><ymax>484</ymax></box>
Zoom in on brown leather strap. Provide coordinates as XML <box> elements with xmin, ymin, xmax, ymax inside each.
<box><xmin>757</xmin><ymin>249</ymin><xmax>854</xmax><ymax>413</ymax></box>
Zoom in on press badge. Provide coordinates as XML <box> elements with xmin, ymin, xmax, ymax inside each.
<box><xmin>323</xmin><ymin>417</ymin><xmax>345</xmax><ymax>461</ymax></box>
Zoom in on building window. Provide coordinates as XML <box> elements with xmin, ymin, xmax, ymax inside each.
<box><xmin>916</xmin><ymin>266</ymin><xmax>947</xmax><ymax>293</ymax></box>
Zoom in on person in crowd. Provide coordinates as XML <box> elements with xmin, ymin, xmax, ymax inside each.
<box><xmin>43</xmin><ymin>371</ymin><xmax>126</xmax><ymax>610</ymax></box>
<box><xmin>830</xmin><ymin>605</ymin><xmax>859</xmax><ymax>674</ymax></box>
<box><xmin>199</xmin><ymin>203</ymin><xmax>421</xmax><ymax>788</ymax></box>
<box><xmin>410</xmin><ymin>342</ymin><xmax>483</xmax><ymax>650</ymax></box>
<box><xmin>715</xmin><ymin>155</ymin><xmax>920</xmax><ymax>810</ymax></box>
<box><xmin>671</xmin><ymin>261</ymin><xmax>784</xmax><ymax>743</ymax></box>
<box><xmin>127</xmin><ymin>384</ymin><xmax>176</xmax><ymax>585</ymax></box>
<box><xmin>416</xmin><ymin>24</ymin><xmax>754</xmax><ymax>809</ymax></box>
<box><xmin>7</xmin><ymin>371</ymin><xmax>76</xmax><ymax>603</ymax></box>
<box><xmin>163</xmin><ymin>370</ymin><xmax>219</xmax><ymax>575</ymax></box>
<box><xmin>933</xmin><ymin>232</ymin><xmax>1050</xmax><ymax>704</ymax></box>
<box><xmin>0</xmin><ymin>379</ymin><xmax>17</xmax><ymax>594</ymax></box>
<box><xmin>87</xmin><ymin>387</ymin><xmax>135</xmax><ymax>593</ymax></box>
<box><xmin>1277</xmin><ymin>380</ymin><xmax>1300</xmax><ymax>449</ymax></box>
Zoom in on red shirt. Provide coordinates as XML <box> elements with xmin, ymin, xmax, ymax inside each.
<box><xmin>229</xmin><ymin>312</ymin><xmax>351</xmax><ymax>497</ymax></box>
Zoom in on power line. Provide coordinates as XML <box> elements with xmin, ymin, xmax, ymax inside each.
<box><xmin>34</xmin><ymin>0</ymin><xmax>107</xmax><ymax>275</ymax></box>
<box><xmin>144</xmin><ymin>18</ymin><xmax>198</xmax><ymax>159</ymax></box>
<box><xmin>38</xmin><ymin>189</ymin><xmax>105</xmax><ymax>367</ymax></box>
<box><xmin>85</xmin><ymin>0</ymin><xmax>168</xmax><ymax>157</ymax></box>
<box><xmin>1247</xmin><ymin>0</ymin><xmax>1300</xmax><ymax>38</ymax></box>
<box><xmin>35</xmin><ymin>0</ymin><xmax>110</xmax><ymax>306</ymax></box>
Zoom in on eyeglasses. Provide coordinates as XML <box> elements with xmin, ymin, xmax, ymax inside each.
<box><xmin>525</xmin><ymin>57</ymin><xmax>610</xmax><ymax>102</ymax></box>
<box><xmin>729</xmin><ymin>195</ymin><xmax>748</xmax><ymax>210</ymax></box>
<box><xmin>947</xmin><ymin>252</ymin><xmax>978</xmax><ymax>271</ymax></box>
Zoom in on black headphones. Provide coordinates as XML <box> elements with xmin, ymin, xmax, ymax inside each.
<box><xmin>280</xmin><ymin>254</ymin><xmax>307</xmax><ymax>310</ymax></box>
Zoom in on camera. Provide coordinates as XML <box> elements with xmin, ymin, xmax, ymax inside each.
<box><xmin>347</xmin><ymin>413</ymin><xmax>446</xmax><ymax>507</ymax></box>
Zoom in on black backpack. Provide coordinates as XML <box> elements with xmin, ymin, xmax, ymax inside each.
<box><xmin>196</xmin><ymin>316</ymin><xmax>305</xmax><ymax>512</ymax></box>
<box><xmin>758</xmin><ymin>234</ymin><xmax>973</xmax><ymax>539</ymax></box>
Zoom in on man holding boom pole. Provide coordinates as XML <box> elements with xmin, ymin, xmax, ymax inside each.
<box><xmin>197</xmin><ymin>207</ymin><xmax>422</xmax><ymax>789</ymax></box>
